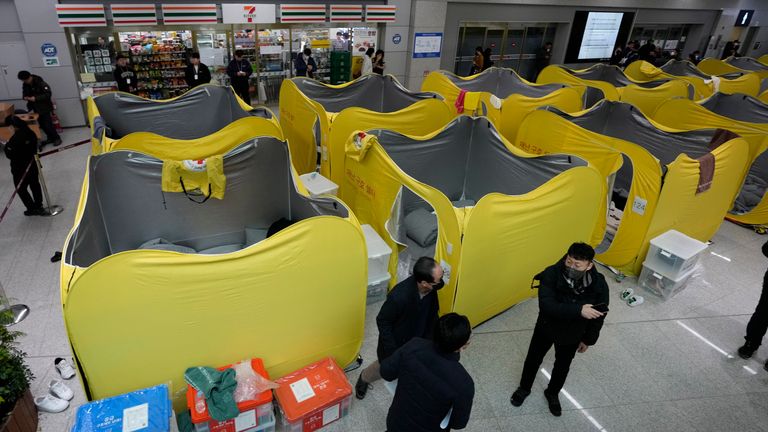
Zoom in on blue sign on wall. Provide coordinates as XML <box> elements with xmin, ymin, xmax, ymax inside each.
<box><xmin>392</xmin><ymin>34</ymin><xmax>402</xmax><ymax>45</ymax></box>
<box><xmin>41</xmin><ymin>42</ymin><xmax>57</xmax><ymax>57</ymax></box>
<box><xmin>413</xmin><ymin>33</ymin><xmax>442</xmax><ymax>58</ymax></box>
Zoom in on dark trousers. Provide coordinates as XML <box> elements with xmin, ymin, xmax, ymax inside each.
<box><xmin>233</xmin><ymin>84</ymin><xmax>251</xmax><ymax>105</ymax></box>
<box><xmin>519</xmin><ymin>322</ymin><xmax>579</xmax><ymax>393</ymax></box>
<box><xmin>37</xmin><ymin>111</ymin><xmax>60</xmax><ymax>142</ymax></box>
<box><xmin>745</xmin><ymin>272</ymin><xmax>768</xmax><ymax>346</ymax></box>
<box><xmin>12</xmin><ymin>163</ymin><xmax>42</xmax><ymax>211</ymax></box>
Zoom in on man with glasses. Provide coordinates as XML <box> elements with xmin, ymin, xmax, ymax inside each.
<box><xmin>356</xmin><ymin>256</ymin><xmax>445</xmax><ymax>399</ymax></box>
<box><xmin>510</xmin><ymin>242</ymin><xmax>609</xmax><ymax>416</ymax></box>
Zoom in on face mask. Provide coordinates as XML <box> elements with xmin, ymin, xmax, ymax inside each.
<box><xmin>432</xmin><ymin>279</ymin><xmax>445</xmax><ymax>290</ymax></box>
<box><xmin>563</xmin><ymin>266</ymin><xmax>586</xmax><ymax>281</ymax></box>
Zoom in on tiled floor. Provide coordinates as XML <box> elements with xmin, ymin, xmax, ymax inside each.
<box><xmin>1</xmin><ymin>126</ymin><xmax>767</xmax><ymax>431</ymax></box>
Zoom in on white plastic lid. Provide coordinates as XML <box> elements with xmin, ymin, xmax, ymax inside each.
<box><xmin>649</xmin><ymin>230</ymin><xmax>708</xmax><ymax>259</ymax></box>
<box><xmin>299</xmin><ymin>172</ymin><xmax>338</xmax><ymax>196</ymax></box>
<box><xmin>362</xmin><ymin>224</ymin><xmax>392</xmax><ymax>258</ymax></box>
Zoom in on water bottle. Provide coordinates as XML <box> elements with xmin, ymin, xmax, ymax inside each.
<box><xmin>194</xmin><ymin>390</ymin><xmax>206</xmax><ymax>414</ymax></box>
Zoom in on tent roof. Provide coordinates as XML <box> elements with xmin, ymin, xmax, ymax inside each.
<box><xmin>701</xmin><ymin>92</ymin><xmax>768</xmax><ymax>123</ymax></box>
<box><xmin>566</xmin><ymin>64</ymin><xmax>667</xmax><ymax>88</ymax></box>
<box><xmin>660</xmin><ymin>60</ymin><xmax>712</xmax><ymax>79</ymax></box>
<box><xmin>440</xmin><ymin>67</ymin><xmax>568</xmax><ymax>98</ymax></box>
<box><xmin>726</xmin><ymin>57</ymin><xmax>768</xmax><ymax>72</ymax></box>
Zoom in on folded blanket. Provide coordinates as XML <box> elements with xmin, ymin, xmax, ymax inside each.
<box><xmin>138</xmin><ymin>238</ymin><xmax>197</xmax><ymax>254</ymax></box>
<box><xmin>404</xmin><ymin>208</ymin><xmax>438</xmax><ymax>247</ymax></box>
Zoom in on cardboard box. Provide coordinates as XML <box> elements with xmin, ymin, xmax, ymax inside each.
<box><xmin>0</xmin><ymin>103</ymin><xmax>13</xmax><ymax>124</ymax></box>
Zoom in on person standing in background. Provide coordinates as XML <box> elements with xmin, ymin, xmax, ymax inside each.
<box><xmin>361</xmin><ymin>47</ymin><xmax>374</xmax><ymax>75</ymax></box>
<box><xmin>482</xmin><ymin>48</ymin><xmax>493</xmax><ymax>71</ymax></box>
<box><xmin>737</xmin><ymin>240</ymin><xmax>768</xmax><ymax>373</ymax></box>
<box><xmin>17</xmin><ymin>71</ymin><xmax>61</xmax><ymax>147</ymax></box>
<box><xmin>3</xmin><ymin>116</ymin><xmax>44</xmax><ymax>216</ymax></box>
<box><xmin>227</xmin><ymin>50</ymin><xmax>253</xmax><ymax>104</ymax></box>
<box><xmin>535</xmin><ymin>42</ymin><xmax>553</xmax><ymax>79</ymax></box>
<box><xmin>373</xmin><ymin>50</ymin><xmax>386</xmax><ymax>75</ymax></box>
<box><xmin>295</xmin><ymin>47</ymin><xmax>317</xmax><ymax>79</ymax></box>
<box><xmin>688</xmin><ymin>50</ymin><xmax>703</xmax><ymax>65</ymax></box>
<box><xmin>470</xmin><ymin>46</ymin><xmax>484</xmax><ymax>75</ymax></box>
<box><xmin>113</xmin><ymin>54</ymin><xmax>135</xmax><ymax>94</ymax></box>
<box><xmin>185</xmin><ymin>52</ymin><xmax>211</xmax><ymax>88</ymax></box>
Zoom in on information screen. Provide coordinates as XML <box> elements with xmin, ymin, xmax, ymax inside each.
<box><xmin>577</xmin><ymin>12</ymin><xmax>624</xmax><ymax>60</ymax></box>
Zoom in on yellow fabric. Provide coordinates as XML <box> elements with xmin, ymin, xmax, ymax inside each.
<box><xmin>624</xmin><ymin>60</ymin><xmax>714</xmax><ymax>99</ymax></box>
<box><xmin>536</xmin><ymin>65</ymin><xmax>622</xmax><ymax>100</ymax></box>
<box><xmin>161</xmin><ymin>155</ymin><xmax>226</xmax><ymax>200</ymax></box>
<box><xmin>760</xmin><ymin>90</ymin><xmax>768</xmax><ymax>104</ymax></box>
<box><xmin>653</xmin><ymin>97</ymin><xmax>768</xmax><ymax>225</ymax></box>
<box><xmin>279</xmin><ymin>76</ymin><xmax>453</xmax><ymax>176</ymax></box>
<box><xmin>697</xmin><ymin>58</ymin><xmax>746</xmax><ymax>76</ymax></box>
<box><xmin>760</xmin><ymin>55</ymin><xmax>768</xmax><ymax>66</ymax></box>
<box><xmin>717</xmin><ymin>72</ymin><xmax>762</xmax><ymax>96</ymax></box>
<box><xmin>62</xmin><ymin>216</ymin><xmax>366</xmax><ymax>411</ymax></box>
<box><xmin>421</xmin><ymin>69</ymin><xmax>584</xmax><ymax>141</ymax></box>
<box><xmin>616</xmin><ymin>80</ymin><xmax>692</xmax><ymax>116</ymax></box>
<box><xmin>343</xmin><ymin>125</ymin><xmax>604</xmax><ymax>325</ymax></box>
<box><xmin>624</xmin><ymin>60</ymin><xmax>763</xmax><ymax>99</ymax></box>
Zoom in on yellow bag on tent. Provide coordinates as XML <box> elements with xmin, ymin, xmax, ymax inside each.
<box><xmin>616</xmin><ymin>80</ymin><xmax>691</xmax><ymax>115</ymax></box>
<box><xmin>161</xmin><ymin>156</ymin><xmax>226</xmax><ymax>200</ymax></box>
<box><xmin>342</xmin><ymin>117</ymin><xmax>603</xmax><ymax>325</ymax></box>
<box><xmin>279</xmin><ymin>74</ymin><xmax>453</xmax><ymax>178</ymax></box>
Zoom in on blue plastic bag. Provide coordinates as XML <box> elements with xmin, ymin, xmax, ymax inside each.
<box><xmin>72</xmin><ymin>384</ymin><xmax>171</xmax><ymax>431</ymax></box>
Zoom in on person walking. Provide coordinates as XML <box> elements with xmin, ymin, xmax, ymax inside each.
<box><xmin>510</xmin><ymin>242</ymin><xmax>609</xmax><ymax>416</ymax></box>
<box><xmin>737</xmin><ymin>240</ymin><xmax>768</xmax><ymax>372</ymax></box>
<box><xmin>17</xmin><ymin>71</ymin><xmax>61</xmax><ymax>147</ymax></box>
<box><xmin>295</xmin><ymin>47</ymin><xmax>317</xmax><ymax>79</ymax></box>
<box><xmin>185</xmin><ymin>52</ymin><xmax>211</xmax><ymax>88</ymax></box>
<box><xmin>355</xmin><ymin>256</ymin><xmax>445</xmax><ymax>400</ymax></box>
<box><xmin>380</xmin><ymin>313</ymin><xmax>475</xmax><ymax>432</ymax></box>
<box><xmin>3</xmin><ymin>116</ymin><xmax>44</xmax><ymax>216</ymax></box>
<box><xmin>226</xmin><ymin>50</ymin><xmax>253</xmax><ymax>104</ymax></box>
<box><xmin>373</xmin><ymin>50</ymin><xmax>386</xmax><ymax>75</ymax></box>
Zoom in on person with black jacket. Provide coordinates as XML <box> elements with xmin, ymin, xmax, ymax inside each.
<box><xmin>226</xmin><ymin>50</ymin><xmax>253</xmax><ymax>104</ymax></box>
<box><xmin>184</xmin><ymin>52</ymin><xmax>211</xmax><ymax>88</ymax></box>
<box><xmin>737</xmin><ymin>240</ymin><xmax>768</xmax><ymax>373</ymax></box>
<box><xmin>295</xmin><ymin>47</ymin><xmax>317</xmax><ymax>79</ymax></box>
<box><xmin>3</xmin><ymin>116</ymin><xmax>44</xmax><ymax>216</ymax></box>
<box><xmin>113</xmin><ymin>54</ymin><xmax>135</xmax><ymax>94</ymax></box>
<box><xmin>380</xmin><ymin>313</ymin><xmax>475</xmax><ymax>432</ymax></box>
<box><xmin>17</xmin><ymin>71</ymin><xmax>61</xmax><ymax>147</ymax></box>
<box><xmin>355</xmin><ymin>256</ymin><xmax>444</xmax><ymax>400</ymax></box>
<box><xmin>510</xmin><ymin>242</ymin><xmax>609</xmax><ymax>416</ymax></box>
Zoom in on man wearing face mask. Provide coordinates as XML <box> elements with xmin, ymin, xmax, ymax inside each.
<box><xmin>356</xmin><ymin>256</ymin><xmax>445</xmax><ymax>400</ymax></box>
<box><xmin>510</xmin><ymin>242</ymin><xmax>609</xmax><ymax>416</ymax></box>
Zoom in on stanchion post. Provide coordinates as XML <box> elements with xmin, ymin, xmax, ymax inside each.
<box><xmin>34</xmin><ymin>154</ymin><xmax>63</xmax><ymax>216</ymax></box>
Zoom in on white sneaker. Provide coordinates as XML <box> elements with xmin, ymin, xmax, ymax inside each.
<box><xmin>55</xmin><ymin>357</ymin><xmax>76</xmax><ymax>380</ymax></box>
<box><xmin>34</xmin><ymin>394</ymin><xmax>69</xmax><ymax>413</ymax></box>
<box><xmin>620</xmin><ymin>288</ymin><xmax>634</xmax><ymax>301</ymax></box>
<box><xmin>49</xmin><ymin>380</ymin><xmax>73</xmax><ymax>401</ymax></box>
<box><xmin>627</xmin><ymin>295</ymin><xmax>645</xmax><ymax>307</ymax></box>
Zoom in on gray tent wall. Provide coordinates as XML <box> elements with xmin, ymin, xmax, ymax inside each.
<box><xmin>65</xmin><ymin>139</ymin><xmax>348</xmax><ymax>268</ymax></box>
<box><xmin>725</xmin><ymin>57</ymin><xmax>768</xmax><ymax>72</ymax></box>
<box><xmin>291</xmin><ymin>74</ymin><xmax>441</xmax><ymax>113</ymax></box>
<box><xmin>660</xmin><ymin>60</ymin><xmax>712</xmax><ymax>79</ymax></box>
<box><xmin>93</xmin><ymin>85</ymin><xmax>272</xmax><ymax>139</ymax></box>
<box><xmin>700</xmin><ymin>93</ymin><xmax>768</xmax><ymax>214</ymax></box>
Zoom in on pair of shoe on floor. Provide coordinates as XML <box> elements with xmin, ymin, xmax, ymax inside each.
<box><xmin>23</xmin><ymin>206</ymin><xmax>47</xmax><ymax>216</ymax></box>
<box><xmin>34</xmin><ymin>358</ymin><xmax>76</xmax><ymax>413</ymax></box>
<box><xmin>737</xmin><ymin>342</ymin><xmax>768</xmax><ymax>372</ymax></box>
<box><xmin>510</xmin><ymin>387</ymin><xmax>562</xmax><ymax>416</ymax></box>
<box><xmin>620</xmin><ymin>288</ymin><xmax>644</xmax><ymax>307</ymax></box>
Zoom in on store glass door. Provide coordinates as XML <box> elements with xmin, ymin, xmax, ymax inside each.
<box><xmin>500</xmin><ymin>26</ymin><xmax>524</xmax><ymax>70</ymax></box>
<box><xmin>484</xmin><ymin>27</ymin><xmax>504</xmax><ymax>69</ymax></box>
<box><xmin>454</xmin><ymin>26</ymin><xmax>485</xmax><ymax>75</ymax></box>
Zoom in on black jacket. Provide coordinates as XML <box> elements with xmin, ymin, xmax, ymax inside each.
<box><xmin>536</xmin><ymin>259</ymin><xmax>609</xmax><ymax>346</ymax></box>
<box><xmin>380</xmin><ymin>338</ymin><xmax>474</xmax><ymax>432</ymax></box>
<box><xmin>376</xmin><ymin>276</ymin><xmax>439</xmax><ymax>361</ymax></box>
<box><xmin>113</xmin><ymin>65</ymin><xmax>135</xmax><ymax>93</ymax></box>
<box><xmin>185</xmin><ymin>63</ymin><xmax>211</xmax><ymax>88</ymax></box>
<box><xmin>226</xmin><ymin>59</ymin><xmax>252</xmax><ymax>89</ymax></box>
<box><xmin>295</xmin><ymin>54</ymin><xmax>317</xmax><ymax>78</ymax></box>
<box><xmin>21</xmin><ymin>75</ymin><xmax>54</xmax><ymax>114</ymax></box>
<box><xmin>4</xmin><ymin>127</ymin><xmax>37</xmax><ymax>169</ymax></box>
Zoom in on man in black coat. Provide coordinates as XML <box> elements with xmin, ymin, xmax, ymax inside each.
<box><xmin>737</xmin><ymin>240</ymin><xmax>768</xmax><ymax>373</ymax></box>
<box><xmin>226</xmin><ymin>50</ymin><xmax>253</xmax><ymax>105</ymax></box>
<box><xmin>381</xmin><ymin>313</ymin><xmax>475</xmax><ymax>432</ymax></box>
<box><xmin>355</xmin><ymin>256</ymin><xmax>444</xmax><ymax>399</ymax></box>
<box><xmin>511</xmin><ymin>242</ymin><xmax>609</xmax><ymax>416</ymax></box>
<box><xmin>17</xmin><ymin>71</ymin><xmax>61</xmax><ymax>147</ymax></box>
<box><xmin>3</xmin><ymin>116</ymin><xmax>44</xmax><ymax>215</ymax></box>
<box><xmin>185</xmin><ymin>52</ymin><xmax>211</xmax><ymax>89</ymax></box>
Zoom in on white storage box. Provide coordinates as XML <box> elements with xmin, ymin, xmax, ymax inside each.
<box><xmin>362</xmin><ymin>224</ymin><xmax>393</xmax><ymax>281</ymax></box>
<box><xmin>368</xmin><ymin>272</ymin><xmax>390</xmax><ymax>304</ymax></box>
<box><xmin>299</xmin><ymin>172</ymin><xmax>339</xmax><ymax>197</ymax></box>
<box><xmin>645</xmin><ymin>230</ymin><xmax>707</xmax><ymax>279</ymax></box>
<box><xmin>638</xmin><ymin>262</ymin><xmax>695</xmax><ymax>299</ymax></box>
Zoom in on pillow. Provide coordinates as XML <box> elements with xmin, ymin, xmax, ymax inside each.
<box><xmin>198</xmin><ymin>244</ymin><xmax>244</xmax><ymax>255</ymax></box>
<box><xmin>245</xmin><ymin>228</ymin><xmax>268</xmax><ymax>246</ymax></box>
<box><xmin>404</xmin><ymin>208</ymin><xmax>438</xmax><ymax>247</ymax></box>
<box><xmin>138</xmin><ymin>238</ymin><xmax>197</xmax><ymax>254</ymax></box>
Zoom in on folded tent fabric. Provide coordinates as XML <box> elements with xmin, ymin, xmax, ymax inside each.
<box><xmin>184</xmin><ymin>366</ymin><xmax>239</xmax><ymax>422</ymax></box>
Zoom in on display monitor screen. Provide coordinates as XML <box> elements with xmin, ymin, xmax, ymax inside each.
<box><xmin>564</xmin><ymin>11</ymin><xmax>635</xmax><ymax>63</ymax></box>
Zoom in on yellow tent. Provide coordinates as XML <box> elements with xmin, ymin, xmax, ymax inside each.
<box><xmin>537</xmin><ymin>63</ymin><xmax>693</xmax><ymax>114</ymax></box>
<box><xmin>654</xmin><ymin>94</ymin><xmax>768</xmax><ymax>226</ymax></box>
<box><xmin>760</xmin><ymin>90</ymin><xmax>768</xmax><ymax>104</ymax></box>
<box><xmin>760</xmin><ymin>55</ymin><xmax>768</xmax><ymax>66</ymax></box>
<box><xmin>279</xmin><ymin>74</ymin><xmax>454</xmax><ymax>185</ymax></box>
<box><xmin>342</xmin><ymin>116</ymin><xmax>604</xmax><ymax>326</ymax></box>
<box><xmin>517</xmin><ymin>101</ymin><xmax>749</xmax><ymax>274</ymax></box>
<box><xmin>87</xmin><ymin>84</ymin><xmax>278</xmax><ymax>154</ymax></box>
<box><xmin>421</xmin><ymin>67</ymin><xmax>588</xmax><ymax>141</ymax></box>
<box><xmin>61</xmin><ymin>135</ymin><xmax>367</xmax><ymax>411</ymax></box>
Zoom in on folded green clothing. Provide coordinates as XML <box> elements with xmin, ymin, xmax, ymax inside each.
<box><xmin>184</xmin><ymin>366</ymin><xmax>239</xmax><ymax>422</ymax></box>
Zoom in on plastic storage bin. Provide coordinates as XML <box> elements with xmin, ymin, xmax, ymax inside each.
<box><xmin>644</xmin><ymin>230</ymin><xmax>707</xmax><ymax>279</ymax></box>
<box><xmin>187</xmin><ymin>359</ymin><xmax>274</xmax><ymax>432</ymax></box>
<box><xmin>72</xmin><ymin>384</ymin><xmax>172</xmax><ymax>431</ymax></box>
<box><xmin>274</xmin><ymin>357</ymin><xmax>352</xmax><ymax>432</ymax></box>
<box><xmin>362</xmin><ymin>224</ymin><xmax>392</xmax><ymax>282</ymax></box>
<box><xmin>367</xmin><ymin>272</ymin><xmax>390</xmax><ymax>304</ymax></box>
<box><xmin>638</xmin><ymin>262</ymin><xmax>695</xmax><ymax>299</ymax></box>
<box><xmin>299</xmin><ymin>173</ymin><xmax>339</xmax><ymax>197</ymax></box>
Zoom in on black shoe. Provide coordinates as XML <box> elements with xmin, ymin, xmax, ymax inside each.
<box><xmin>544</xmin><ymin>389</ymin><xmax>562</xmax><ymax>417</ymax></box>
<box><xmin>52</xmin><ymin>138</ymin><xmax>62</xmax><ymax>147</ymax></box>
<box><xmin>738</xmin><ymin>342</ymin><xmax>759</xmax><ymax>359</ymax></box>
<box><xmin>510</xmin><ymin>388</ymin><xmax>530</xmax><ymax>407</ymax></box>
<box><xmin>355</xmin><ymin>373</ymin><xmax>369</xmax><ymax>400</ymax></box>
<box><xmin>23</xmin><ymin>207</ymin><xmax>44</xmax><ymax>216</ymax></box>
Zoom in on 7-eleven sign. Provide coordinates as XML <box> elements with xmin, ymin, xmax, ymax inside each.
<box><xmin>222</xmin><ymin>4</ymin><xmax>276</xmax><ymax>24</ymax></box>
